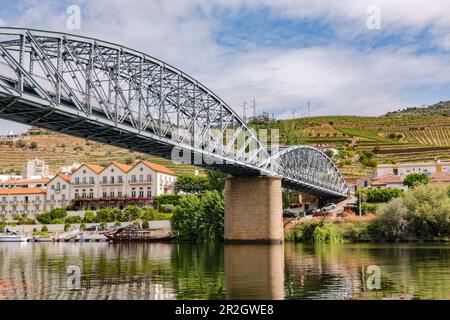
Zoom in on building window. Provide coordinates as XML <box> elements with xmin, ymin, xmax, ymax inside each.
<box><xmin>118</xmin><ymin>176</ymin><xmax>123</xmax><ymax>184</ymax></box>
<box><xmin>89</xmin><ymin>189</ymin><xmax>94</xmax><ymax>198</ymax></box>
<box><xmin>139</xmin><ymin>188</ymin><xmax>144</xmax><ymax>198</ymax></box>
<box><xmin>62</xmin><ymin>184</ymin><xmax>66</xmax><ymax>190</ymax></box>
<box><xmin>131</xmin><ymin>175</ymin><xmax>136</xmax><ymax>183</ymax></box>
<box><xmin>103</xmin><ymin>191</ymin><xmax>107</xmax><ymax>197</ymax></box>
<box><xmin>110</xmin><ymin>176</ymin><xmax>115</xmax><ymax>184</ymax></box>
<box><xmin>110</xmin><ymin>191</ymin><xmax>115</xmax><ymax>198</ymax></box>
<box><xmin>57</xmin><ymin>182</ymin><xmax>61</xmax><ymax>190</ymax></box>
<box><xmin>51</xmin><ymin>185</ymin><xmax>55</xmax><ymax>190</ymax></box>
<box><xmin>82</xmin><ymin>190</ymin><xmax>87</xmax><ymax>198</ymax></box>
<box><xmin>35</xmin><ymin>205</ymin><xmax>39</xmax><ymax>212</ymax></box>
<box><xmin>131</xmin><ymin>188</ymin><xmax>136</xmax><ymax>198</ymax></box>
<box><xmin>139</xmin><ymin>175</ymin><xmax>144</xmax><ymax>183</ymax></box>
<box><xmin>118</xmin><ymin>191</ymin><xmax>122</xmax><ymax>198</ymax></box>
<box><xmin>50</xmin><ymin>195</ymin><xmax>55</xmax><ymax>201</ymax></box>
<box><xmin>75</xmin><ymin>177</ymin><xmax>80</xmax><ymax>185</ymax></box>
<box><xmin>89</xmin><ymin>177</ymin><xmax>94</xmax><ymax>184</ymax></box>
<box><xmin>62</xmin><ymin>194</ymin><xmax>66</xmax><ymax>201</ymax></box>
<box><xmin>75</xmin><ymin>190</ymin><xmax>79</xmax><ymax>198</ymax></box>
<box><xmin>147</xmin><ymin>189</ymin><xmax>151</xmax><ymax>198</ymax></box>
<box><xmin>102</xmin><ymin>176</ymin><xmax>107</xmax><ymax>184</ymax></box>
<box><xmin>146</xmin><ymin>174</ymin><xmax>151</xmax><ymax>182</ymax></box>
<box><xmin>82</xmin><ymin>177</ymin><xmax>86</xmax><ymax>184</ymax></box>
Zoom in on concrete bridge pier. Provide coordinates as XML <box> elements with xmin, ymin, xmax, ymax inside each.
<box><xmin>224</xmin><ymin>176</ymin><xmax>284</xmax><ymax>243</ymax></box>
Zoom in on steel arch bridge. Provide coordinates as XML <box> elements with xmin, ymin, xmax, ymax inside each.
<box><xmin>0</xmin><ymin>27</ymin><xmax>348</xmax><ymax>199</ymax></box>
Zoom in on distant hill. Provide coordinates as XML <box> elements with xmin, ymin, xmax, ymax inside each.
<box><xmin>0</xmin><ymin>131</ymin><xmax>198</xmax><ymax>176</ymax></box>
<box><xmin>386</xmin><ymin>101</ymin><xmax>450</xmax><ymax>117</ymax></box>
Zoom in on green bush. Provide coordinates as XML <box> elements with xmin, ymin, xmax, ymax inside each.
<box><xmin>96</xmin><ymin>208</ymin><xmax>113</xmax><ymax>222</ymax></box>
<box><xmin>83</xmin><ymin>211</ymin><xmax>96</xmax><ymax>223</ymax></box>
<box><xmin>114</xmin><ymin>221</ymin><xmax>121</xmax><ymax>228</ymax></box>
<box><xmin>357</xmin><ymin>188</ymin><xmax>404</xmax><ymax>203</ymax></box>
<box><xmin>153</xmin><ymin>194</ymin><xmax>181</xmax><ymax>207</ymax></box>
<box><xmin>36</xmin><ymin>212</ymin><xmax>52</xmax><ymax>224</ymax></box>
<box><xmin>142</xmin><ymin>220</ymin><xmax>149</xmax><ymax>229</ymax></box>
<box><xmin>121</xmin><ymin>206</ymin><xmax>141</xmax><ymax>222</ymax></box>
<box><xmin>100</xmin><ymin>221</ymin><xmax>107</xmax><ymax>229</ymax></box>
<box><xmin>64</xmin><ymin>216</ymin><xmax>82</xmax><ymax>224</ymax></box>
<box><xmin>80</xmin><ymin>222</ymin><xmax>86</xmax><ymax>231</ymax></box>
<box><xmin>41</xmin><ymin>225</ymin><xmax>49</xmax><ymax>232</ymax></box>
<box><xmin>32</xmin><ymin>227</ymin><xmax>38</xmax><ymax>233</ymax></box>
<box><xmin>159</xmin><ymin>204</ymin><xmax>175</xmax><ymax>213</ymax></box>
<box><xmin>403</xmin><ymin>173</ymin><xmax>430</xmax><ymax>188</ymax></box>
<box><xmin>373</xmin><ymin>184</ymin><xmax>450</xmax><ymax>241</ymax></box>
<box><xmin>141</xmin><ymin>207</ymin><xmax>157</xmax><ymax>220</ymax></box>
<box><xmin>360</xmin><ymin>203</ymin><xmax>378</xmax><ymax>214</ymax></box>
<box><xmin>64</xmin><ymin>222</ymin><xmax>71</xmax><ymax>232</ymax></box>
<box><xmin>171</xmin><ymin>195</ymin><xmax>202</xmax><ymax>241</ymax></box>
<box><xmin>0</xmin><ymin>222</ymin><xmax>5</xmax><ymax>233</ymax></box>
<box><xmin>343</xmin><ymin>222</ymin><xmax>373</xmax><ymax>242</ymax></box>
<box><xmin>51</xmin><ymin>218</ymin><xmax>64</xmax><ymax>225</ymax></box>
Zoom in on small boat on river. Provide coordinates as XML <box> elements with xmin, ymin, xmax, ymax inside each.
<box><xmin>104</xmin><ymin>226</ymin><xmax>176</xmax><ymax>242</ymax></box>
<box><xmin>0</xmin><ymin>235</ymin><xmax>28</xmax><ymax>242</ymax></box>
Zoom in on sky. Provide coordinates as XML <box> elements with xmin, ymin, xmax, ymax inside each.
<box><xmin>0</xmin><ymin>0</ymin><xmax>450</xmax><ymax>134</ymax></box>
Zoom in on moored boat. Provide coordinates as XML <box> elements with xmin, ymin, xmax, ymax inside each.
<box><xmin>0</xmin><ymin>235</ymin><xmax>28</xmax><ymax>242</ymax></box>
<box><xmin>104</xmin><ymin>227</ymin><xmax>176</xmax><ymax>242</ymax></box>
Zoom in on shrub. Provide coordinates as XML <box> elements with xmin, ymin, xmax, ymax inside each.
<box><xmin>153</xmin><ymin>194</ymin><xmax>181</xmax><ymax>207</ymax></box>
<box><xmin>122</xmin><ymin>206</ymin><xmax>141</xmax><ymax>222</ymax></box>
<box><xmin>36</xmin><ymin>211</ymin><xmax>52</xmax><ymax>224</ymax></box>
<box><xmin>142</xmin><ymin>220</ymin><xmax>149</xmax><ymax>229</ymax></box>
<box><xmin>83</xmin><ymin>210</ymin><xmax>96</xmax><ymax>223</ymax></box>
<box><xmin>29</xmin><ymin>141</ymin><xmax>38</xmax><ymax>149</ymax></box>
<box><xmin>313</xmin><ymin>224</ymin><xmax>345</xmax><ymax>243</ymax></box>
<box><xmin>343</xmin><ymin>222</ymin><xmax>373</xmax><ymax>242</ymax></box>
<box><xmin>159</xmin><ymin>204</ymin><xmax>175</xmax><ymax>213</ymax></box>
<box><xmin>64</xmin><ymin>216</ymin><xmax>82</xmax><ymax>224</ymax></box>
<box><xmin>357</xmin><ymin>188</ymin><xmax>404</xmax><ymax>203</ymax></box>
<box><xmin>114</xmin><ymin>221</ymin><xmax>121</xmax><ymax>228</ymax></box>
<box><xmin>100</xmin><ymin>221</ymin><xmax>107</xmax><ymax>229</ymax></box>
<box><xmin>80</xmin><ymin>222</ymin><xmax>86</xmax><ymax>231</ymax></box>
<box><xmin>64</xmin><ymin>222</ymin><xmax>71</xmax><ymax>232</ymax></box>
<box><xmin>32</xmin><ymin>228</ymin><xmax>38</xmax><ymax>233</ymax></box>
<box><xmin>141</xmin><ymin>207</ymin><xmax>157</xmax><ymax>220</ymax></box>
<box><xmin>375</xmin><ymin>198</ymin><xmax>411</xmax><ymax>241</ymax></box>
<box><xmin>41</xmin><ymin>225</ymin><xmax>49</xmax><ymax>232</ymax></box>
<box><xmin>403</xmin><ymin>173</ymin><xmax>430</xmax><ymax>188</ymax></box>
<box><xmin>51</xmin><ymin>218</ymin><xmax>64</xmax><ymax>224</ymax></box>
<box><xmin>96</xmin><ymin>208</ymin><xmax>113</xmax><ymax>222</ymax></box>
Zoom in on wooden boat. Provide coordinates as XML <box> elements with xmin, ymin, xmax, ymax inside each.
<box><xmin>104</xmin><ymin>227</ymin><xmax>176</xmax><ymax>242</ymax></box>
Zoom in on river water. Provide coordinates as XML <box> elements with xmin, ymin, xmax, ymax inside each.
<box><xmin>0</xmin><ymin>242</ymin><xmax>448</xmax><ymax>300</ymax></box>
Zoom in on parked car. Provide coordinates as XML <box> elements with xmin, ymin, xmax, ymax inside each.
<box><xmin>321</xmin><ymin>203</ymin><xmax>337</xmax><ymax>213</ymax></box>
<box><xmin>283</xmin><ymin>210</ymin><xmax>297</xmax><ymax>218</ymax></box>
<box><xmin>304</xmin><ymin>208</ymin><xmax>321</xmax><ymax>216</ymax></box>
<box><xmin>85</xmin><ymin>225</ymin><xmax>105</xmax><ymax>231</ymax></box>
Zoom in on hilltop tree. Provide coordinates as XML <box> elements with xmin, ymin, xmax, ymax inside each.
<box><xmin>403</xmin><ymin>173</ymin><xmax>430</xmax><ymax>188</ymax></box>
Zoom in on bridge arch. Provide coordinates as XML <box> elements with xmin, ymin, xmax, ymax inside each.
<box><xmin>0</xmin><ymin>27</ymin><xmax>348</xmax><ymax>198</ymax></box>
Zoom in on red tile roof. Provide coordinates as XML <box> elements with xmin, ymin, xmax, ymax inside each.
<box><xmin>372</xmin><ymin>173</ymin><xmax>403</xmax><ymax>186</ymax></box>
<box><xmin>431</xmin><ymin>171</ymin><xmax>450</xmax><ymax>183</ymax></box>
<box><xmin>139</xmin><ymin>160</ymin><xmax>176</xmax><ymax>176</ymax></box>
<box><xmin>0</xmin><ymin>188</ymin><xmax>46</xmax><ymax>195</ymax></box>
<box><xmin>1</xmin><ymin>178</ymin><xmax>50</xmax><ymax>185</ymax></box>
<box><xmin>108</xmin><ymin>161</ymin><xmax>133</xmax><ymax>173</ymax></box>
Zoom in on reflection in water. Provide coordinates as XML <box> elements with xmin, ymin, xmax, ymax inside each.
<box><xmin>225</xmin><ymin>244</ymin><xmax>284</xmax><ymax>300</ymax></box>
<box><xmin>0</xmin><ymin>242</ymin><xmax>449</xmax><ymax>300</ymax></box>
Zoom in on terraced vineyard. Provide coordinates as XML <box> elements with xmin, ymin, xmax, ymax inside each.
<box><xmin>251</xmin><ymin>103</ymin><xmax>450</xmax><ymax>178</ymax></box>
<box><xmin>0</xmin><ymin>132</ymin><xmax>198</xmax><ymax>176</ymax></box>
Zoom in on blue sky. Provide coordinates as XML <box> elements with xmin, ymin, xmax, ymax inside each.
<box><xmin>0</xmin><ymin>0</ymin><xmax>450</xmax><ymax>134</ymax></box>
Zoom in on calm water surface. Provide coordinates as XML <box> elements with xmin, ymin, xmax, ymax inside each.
<box><xmin>0</xmin><ymin>242</ymin><xmax>448</xmax><ymax>300</ymax></box>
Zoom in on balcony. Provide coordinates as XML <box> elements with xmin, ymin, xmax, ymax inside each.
<box><xmin>73</xmin><ymin>181</ymin><xmax>95</xmax><ymax>186</ymax></box>
<box><xmin>100</xmin><ymin>180</ymin><xmax>123</xmax><ymax>186</ymax></box>
<box><xmin>128</xmin><ymin>179</ymin><xmax>152</xmax><ymax>185</ymax></box>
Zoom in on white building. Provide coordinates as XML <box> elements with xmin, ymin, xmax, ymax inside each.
<box><xmin>22</xmin><ymin>158</ymin><xmax>50</xmax><ymax>179</ymax></box>
<box><xmin>0</xmin><ymin>188</ymin><xmax>47</xmax><ymax>221</ymax></box>
<box><xmin>71</xmin><ymin>160</ymin><xmax>176</xmax><ymax>210</ymax></box>
<box><xmin>376</xmin><ymin>160</ymin><xmax>450</xmax><ymax>179</ymax></box>
<box><xmin>0</xmin><ymin>178</ymin><xmax>49</xmax><ymax>189</ymax></box>
<box><xmin>46</xmin><ymin>173</ymin><xmax>71</xmax><ymax>211</ymax></box>
<box><xmin>0</xmin><ymin>159</ymin><xmax>177</xmax><ymax>219</ymax></box>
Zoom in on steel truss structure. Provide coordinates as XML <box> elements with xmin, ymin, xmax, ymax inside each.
<box><xmin>0</xmin><ymin>28</ymin><xmax>348</xmax><ymax>198</ymax></box>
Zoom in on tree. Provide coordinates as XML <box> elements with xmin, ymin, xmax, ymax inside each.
<box><xmin>206</xmin><ymin>170</ymin><xmax>227</xmax><ymax>192</ymax></box>
<box><xmin>122</xmin><ymin>205</ymin><xmax>141</xmax><ymax>222</ymax></box>
<box><xmin>30</xmin><ymin>141</ymin><xmax>38</xmax><ymax>149</ymax></box>
<box><xmin>403</xmin><ymin>173</ymin><xmax>430</xmax><ymax>188</ymax></box>
<box><xmin>175</xmin><ymin>174</ymin><xmax>208</xmax><ymax>194</ymax></box>
<box><xmin>198</xmin><ymin>191</ymin><xmax>224</xmax><ymax>242</ymax></box>
<box><xmin>171</xmin><ymin>195</ymin><xmax>202</xmax><ymax>241</ymax></box>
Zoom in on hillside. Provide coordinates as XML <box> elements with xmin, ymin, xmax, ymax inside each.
<box><xmin>251</xmin><ymin>101</ymin><xmax>450</xmax><ymax>178</ymax></box>
<box><xmin>386</xmin><ymin>100</ymin><xmax>450</xmax><ymax>117</ymax></box>
<box><xmin>0</xmin><ymin>132</ymin><xmax>198</xmax><ymax>176</ymax></box>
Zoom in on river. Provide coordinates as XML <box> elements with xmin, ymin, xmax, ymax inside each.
<box><xmin>0</xmin><ymin>242</ymin><xmax>448</xmax><ymax>300</ymax></box>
